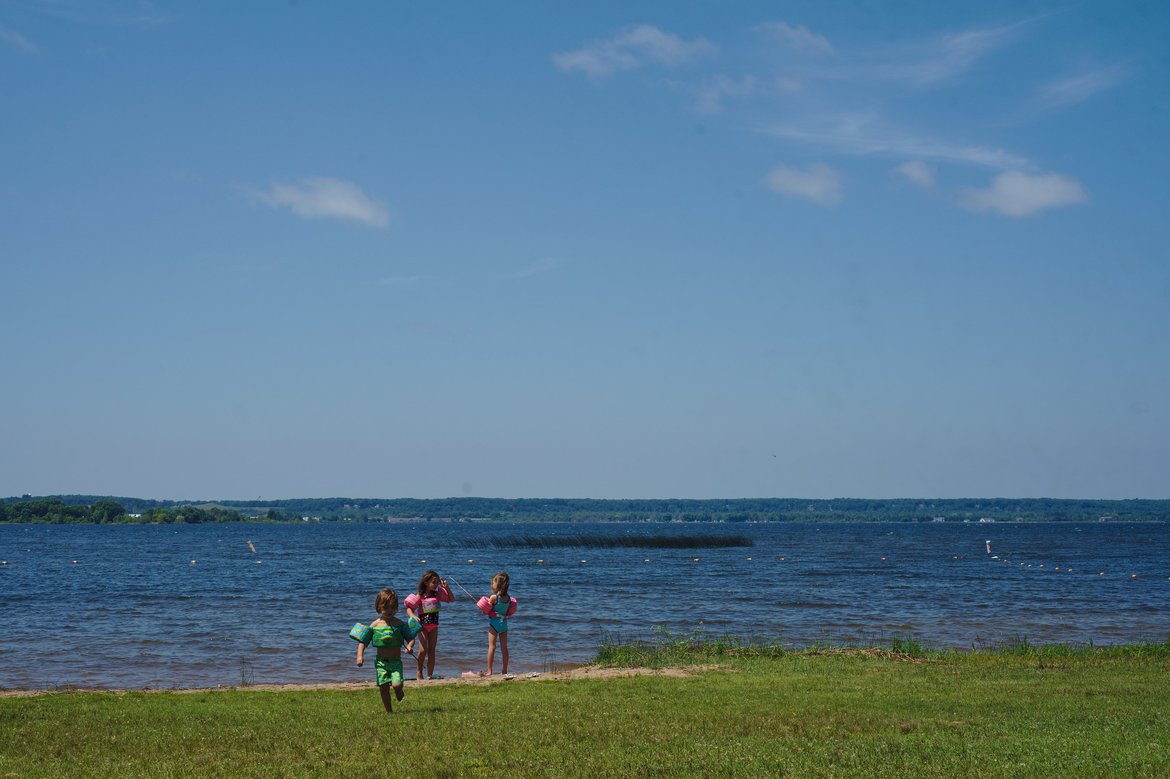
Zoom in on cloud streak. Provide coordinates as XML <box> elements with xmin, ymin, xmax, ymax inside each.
<box><xmin>1035</xmin><ymin>64</ymin><xmax>1129</xmax><ymax>110</ymax></box>
<box><xmin>764</xmin><ymin>163</ymin><xmax>842</xmax><ymax>206</ymax></box>
<box><xmin>755</xmin><ymin>21</ymin><xmax>833</xmax><ymax>55</ymax></box>
<box><xmin>764</xmin><ymin>115</ymin><xmax>1030</xmax><ymax>170</ymax></box>
<box><xmin>553</xmin><ymin>25</ymin><xmax>714</xmax><ymax>78</ymax></box>
<box><xmin>0</xmin><ymin>24</ymin><xmax>38</xmax><ymax>52</ymax></box>
<box><xmin>816</xmin><ymin>20</ymin><xmax>1031</xmax><ymax>88</ymax></box>
<box><xmin>896</xmin><ymin>161</ymin><xmax>935</xmax><ymax>189</ymax></box>
<box><xmin>253</xmin><ymin>178</ymin><xmax>390</xmax><ymax>229</ymax></box>
<box><xmin>960</xmin><ymin>171</ymin><xmax>1087</xmax><ymax>217</ymax></box>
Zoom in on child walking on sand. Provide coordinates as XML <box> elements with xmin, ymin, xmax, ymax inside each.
<box><xmin>352</xmin><ymin>588</ymin><xmax>418</xmax><ymax>713</ymax></box>
<box><xmin>477</xmin><ymin>571</ymin><xmax>517</xmax><ymax>676</ymax></box>
<box><xmin>404</xmin><ymin>570</ymin><xmax>454</xmax><ymax>680</ymax></box>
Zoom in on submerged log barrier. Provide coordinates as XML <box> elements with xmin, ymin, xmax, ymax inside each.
<box><xmin>469</xmin><ymin>534</ymin><xmax>754</xmax><ymax>549</ymax></box>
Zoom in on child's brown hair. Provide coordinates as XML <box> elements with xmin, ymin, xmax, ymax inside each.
<box><xmin>491</xmin><ymin>571</ymin><xmax>509</xmax><ymax>598</ymax></box>
<box><xmin>375</xmin><ymin>588</ymin><xmax>398</xmax><ymax>616</ymax></box>
<box><xmin>418</xmin><ymin>570</ymin><xmax>440</xmax><ymax>596</ymax></box>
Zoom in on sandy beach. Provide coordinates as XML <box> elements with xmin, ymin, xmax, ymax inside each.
<box><xmin>0</xmin><ymin>664</ymin><xmax>714</xmax><ymax>697</ymax></box>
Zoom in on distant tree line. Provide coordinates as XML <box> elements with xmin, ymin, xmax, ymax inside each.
<box><xmin>0</xmin><ymin>497</ymin><xmax>245</xmax><ymax>524</ymax></box>
<box><xmin>5</xmin><ymin>495</ymin><xmax>1168</xmax><ymax>524</ymax></box>
<box><xmin>208</xmin><ymin>496</ymin><xmax>1170</xmax><ymax>523</ymax></box>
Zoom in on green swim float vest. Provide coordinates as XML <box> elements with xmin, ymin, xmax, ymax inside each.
<box><xmin>351</xmin><ymin>619</ymin><xmax>420</xmax><ymax>647</ymax></box>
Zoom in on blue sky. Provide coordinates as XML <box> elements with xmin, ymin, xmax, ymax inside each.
<box><xmin>2</xmin><ymin>1</ymin><xmax>1167</xmax><ymax>500</ymax></box>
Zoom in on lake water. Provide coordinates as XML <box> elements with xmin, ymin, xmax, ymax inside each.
<box><xmin>1</xmin><ymin>521</ymin><xmax>1168</xmax><ymax>690</ymax></box>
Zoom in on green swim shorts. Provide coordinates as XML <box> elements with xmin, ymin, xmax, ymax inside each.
<box><xmin>375</xmin><ymin>656</ymin><xmax>404</xmax><ymax>687</ymax></box>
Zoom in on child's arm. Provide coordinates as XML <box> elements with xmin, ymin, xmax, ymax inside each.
<box><xmin>438</xmin><ymin>580</ymin><xmax>454</xmax><ymax>602</ymax></box>
<box><xmin>404</xmin><ymin>592</ymin><xmax>421</xmax><ymax>620</ymax></box>
<box><xmin>356</xmin><ymin>643</ymin><xmax>365</xmax><ymax>666</ymax></box>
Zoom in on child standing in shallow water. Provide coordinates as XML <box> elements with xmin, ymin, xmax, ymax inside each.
<box><xmin>478</xmin><ymin>571</ymin><xmax>517</xmax><ymax>676</ymax></box>
<box><xmin>404</xmin><ymin>570</ymin><xmax>454</xmax><ymax>680</ymax></box>
<box><xmin>354</xmin><ymin>588</ymin><xmax>417</xmax><ymax>713</ymax></box>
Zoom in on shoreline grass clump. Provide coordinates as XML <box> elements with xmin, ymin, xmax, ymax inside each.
<box><xmin>597</xmin><ymin>628</ymin><xmax>1170</xmax><ymax>668</ymax></box>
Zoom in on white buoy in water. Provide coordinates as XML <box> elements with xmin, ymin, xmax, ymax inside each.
<box><xmin>71</xmin><ymin>560</ymin><xmax>78</xmax><ymax>564</ymax></box>
<box><xmin>986</xmin><ymin>540</ymin><xmax>992</xmax><ymax>554</ymax></box>
<box><xmin>190</xmin><ymin>560</ymin><xmax>197</xmax><ymax>564</ymax></box>
<box><xmin>467</xmin><ymin>559</ymin><xmax>474</xmax><ymax>563</ymax></box>
<box><xmin>420</xmin><ymin>560</ymin><xmax>427</xmax><ymax>563</ymax></box>
<box><xmin>536</xmin><ymin>559</ymin><xmax>544</xmax><ymax>564</ymax></box>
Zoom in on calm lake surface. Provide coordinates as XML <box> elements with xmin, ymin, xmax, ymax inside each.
<box><xmin>1</xmin><ymin>522</ymin><xmax>1168</xmax><ymax>689</ymax></box>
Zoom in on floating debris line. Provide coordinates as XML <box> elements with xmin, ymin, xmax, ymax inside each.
<box><xmin>469</xmin><ymin>534</ymin><xmax>753</xmax><ymax>549</ymax></box>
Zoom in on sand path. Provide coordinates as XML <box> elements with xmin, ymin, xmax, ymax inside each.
<box><xmin>0</xmin><ymin>665</ymin><xmax>718</xmax><ymax>698</ymax></box>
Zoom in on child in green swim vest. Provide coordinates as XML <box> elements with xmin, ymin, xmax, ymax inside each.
<box><xmin>355</xmin><ymin>588</ymin><xmax>418</xmax><ymax>713</ymax></box>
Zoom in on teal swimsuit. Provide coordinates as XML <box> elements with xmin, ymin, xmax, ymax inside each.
<box><xmin>489</xmin><ymin>596</ymin><xmax>510</xmax><ymax>633</ymax></box>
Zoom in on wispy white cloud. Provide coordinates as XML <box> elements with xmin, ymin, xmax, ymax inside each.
<box><xmin>694</xmin><ymin>74</ymin><xmax>759</xmax><ymax>114</ymax></box>
<box><xmin>896</xmin><ymin>160</ymin><xmax>935</xmax><ymax>189</ymax></box>
<box><xmin>0</xmin><ymin>24</ymin><xmax>38</xmax><ymax>52</ymax></box>
<box><xmin>815</xmin><ymin>20</ymin><xmax>1031</xmax><ymax>88</ymax></box>
<box><xmin>959</xmin><ymin>170</ymin><xmax>1087</xmax><ymax>217</ymax></box>
<box><xmin>1035</xmin><ymin>64</ymin><xmax>1129</xmax><ymax>110</ymax></box>
<box><xmin>253</xmin><ymin>177</ymin><xmax>390</xmax><ymax>229</ymax></box>
<box><xmin>755</xmin><ymin>21</ymin><xmax>833</xmax><ymax>55</ymax></box>
<box><xmin>552</xmin><ymin>25</ymin><xmax>714</xmax><ymax>79</ymax></box>
<box><xmin>764</xmin><ymin>163</ymin><xmax>842</xmax><ymax>206</ymax></box>
<box><xmin>15</xmin><ymin>0</ymin><xmax>169</xmax><ymax>27</ymax></box>
<box><xmin>764</xmin><ymin>114</ymin><xmax>1030</xmax><ymax>170</ymax></box>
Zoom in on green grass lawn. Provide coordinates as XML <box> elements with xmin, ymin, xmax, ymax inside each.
<box><xmin>3</xmin><ymin>645</ymin><xmax>1169</xmax><ymax>777</ymax></box>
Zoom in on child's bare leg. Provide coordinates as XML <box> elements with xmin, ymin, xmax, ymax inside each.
<box><xmin>427</xmin><ymin>628</ymin><xmax>439</xmax><ymax>678</ymax></box>
<box><xmin>500</xmin><ymin>631</ymin><xmax>509</xmax><ymax>674</ymax></box>
<box><xmin>487</xmin><ymin>627</ymin><xmax>498</xmax><ymax>675</ymax></box>
<box><xmin>378</xmin><ymin>683</ymin><xmax>394</xmax><ymax>713</ymax></box>
<box><xmin>414</xmin><ymin>631</ymin><xmax>430</xmax><ymax>680</ymax></box>
<box><xmin>393</xmin><ymin>682</ymin><xmax>404</xmax><ymax>702</ymax></box>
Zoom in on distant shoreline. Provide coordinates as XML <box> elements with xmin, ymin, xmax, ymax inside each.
<box><xmin>5</xmin><ymin>494</ymin><xmax>1170</xmax><ymax>525</ymax></box>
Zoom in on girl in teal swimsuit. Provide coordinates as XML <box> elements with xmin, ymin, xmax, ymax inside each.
<box><xmin>483</xmin><ymin>571</ymin><xmax>517</xmax><ymax>676</ymax></box>
<box><xmin>355</xmin><ymin>588</ymin><xmax>416</xmax><ymax>713</ymax></box>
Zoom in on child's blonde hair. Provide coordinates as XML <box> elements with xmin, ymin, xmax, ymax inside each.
<box><xmin>491</xmin><ymin>571</ymin><xmax>509</xmax><ymax>598</ymax></box>
<box><xmin>375</xmin><ymin>588</ymin><xmax>398</xmax><ymax>616</ymax></box>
